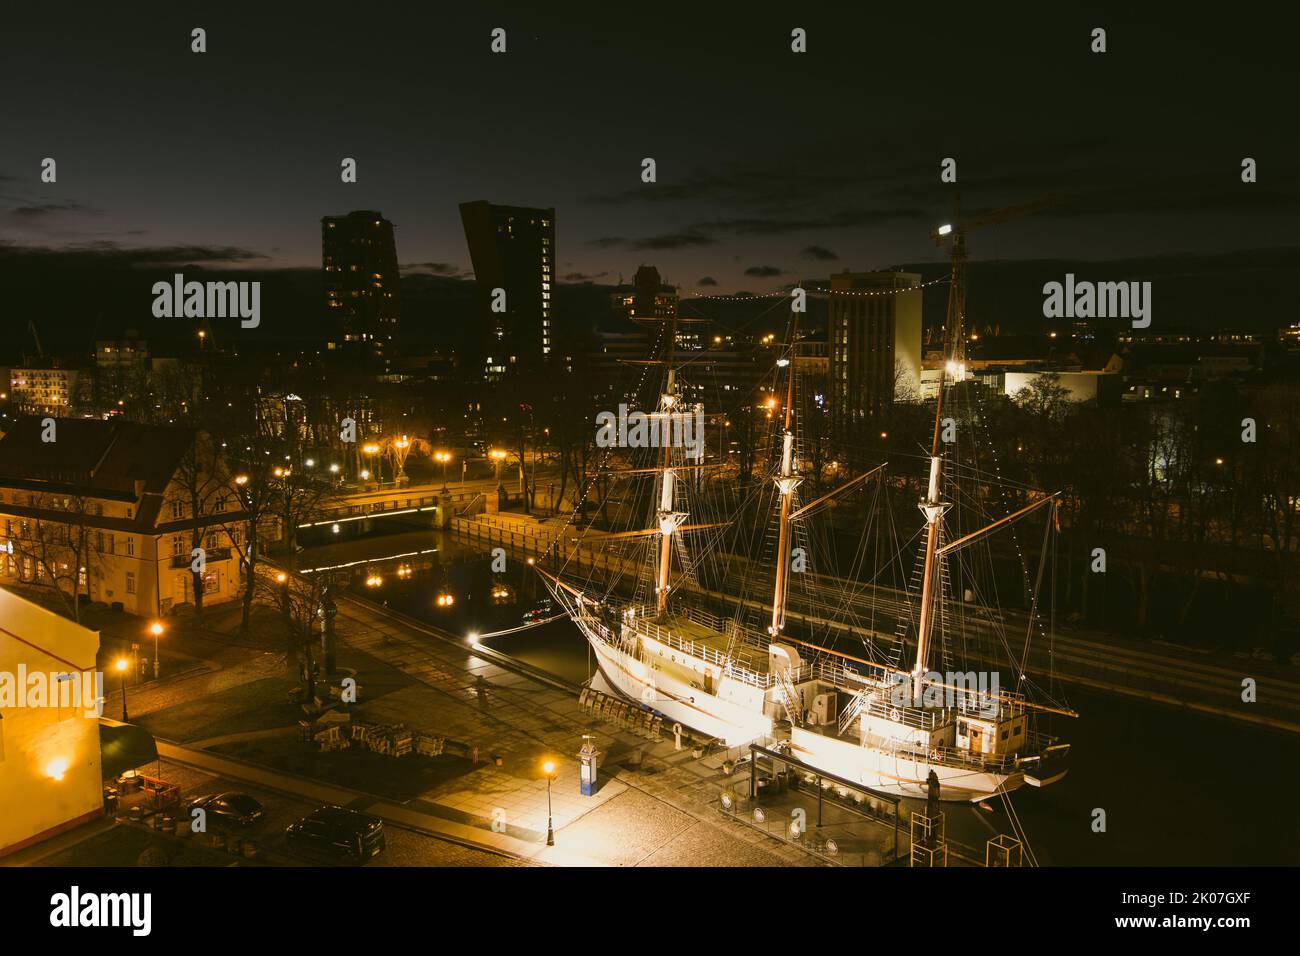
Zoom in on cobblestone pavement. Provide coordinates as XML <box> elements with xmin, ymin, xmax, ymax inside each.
<box><xmin>333</xmin><ymin>596</ymin><xmax>820</xmax><ymax>866</ymax></box>
<box><xmin>73</xmin><ymin>582</ymin><xmax>826</xmax><ymax>865</ymax></box>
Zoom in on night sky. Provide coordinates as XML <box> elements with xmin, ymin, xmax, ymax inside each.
<box><xmin>3</xmin><ymin>3</ymin><xmax>1298</xmax><ymax>298</ymax></box>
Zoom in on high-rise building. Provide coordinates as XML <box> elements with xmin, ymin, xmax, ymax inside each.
<box><xmin>322</xmin><ymin>210</ymin><xmax>402</xmax><ymax>349</ymax></box>
<box><xmin>829</xmin><ymin>271</ymin><xmax>923</xmax><ymax>433</ymax></box>
<box><xmin>459</xmin><ymin>201</ymin><xmax>555</xmax><ymax>372</ymax></box>
<box><xmin>611</xmin><ymin>265</ymin><xmax>679</xmax><ymax>323</ymax></box>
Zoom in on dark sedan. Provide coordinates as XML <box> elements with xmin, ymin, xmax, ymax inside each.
<box><xmin>184</xmin><ymin>792</ymin><xmax>265</xmax><ymax>828</ymax></box>
<box><xmin>285</xmin><ymin>806</ymin><xmax>386</xmax><ymax>863</ymax></box>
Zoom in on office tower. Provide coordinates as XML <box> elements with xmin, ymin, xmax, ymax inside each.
<box><xmin>459</xmin><ymin>201</ymin><xmax>555</xmax><ymax>371</ymax></box>
<box><xmin>829</xmin><ymin>271</ymin><xmax>923</xmax><ymax>433</ymax></box>
<box><xmin>322</xmin><ymin>210</ymin><xmax>402</xmax><ymax>349</ymax></box>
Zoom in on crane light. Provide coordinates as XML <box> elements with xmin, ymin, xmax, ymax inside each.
<box><xmin>937</xmin><ymin>224</ymin><xmax>953</xmax><ymax>236</ymax></box>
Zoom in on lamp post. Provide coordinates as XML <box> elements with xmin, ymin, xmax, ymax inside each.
<box><xmin>435</xmin><ymin>451</ymin><xmax>451</xmax><ymax>493</ymax></box>
<box><xmin>276</xmin><ymin>571</ymin><xmax>290</xmax><ymax>630</ymax></box>
<box><xmin>490</xmin><ymin>448</ymin><xmax>507</xmax><ymax>503</ymax></box>
<box><xmin>149</xmin><ymin>621</ymin><xmax>164</xmax><ymax>679</ymax></box>
<box><xmin>543</xmin><ymin>759</ymin><xmax>557</xmax><ymax>846</ymax></box>
<box><xmin>115</xmin><ymin>657</ymin><xmax>129</xmax><ymax>722</ymax></box>
<box><xmin>362</xmin><ymin>443</ymin><xmax>381</xmax><ymax>486</ymax></box>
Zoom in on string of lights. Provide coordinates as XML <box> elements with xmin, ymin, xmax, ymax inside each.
<box><xmin>687</xmin><ymin>274</ymin><xmax>951</xmax><ymax>301</ymax></box>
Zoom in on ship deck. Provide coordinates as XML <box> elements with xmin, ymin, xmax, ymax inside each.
<box><xmin>639</xmin><ymin>612</ymin><xmax>771</xmax><ymax>675</ymax></box>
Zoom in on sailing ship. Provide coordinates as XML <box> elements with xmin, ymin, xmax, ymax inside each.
<box><xmin>542</xmin><ymin>227</ymin><xmax>1075</xmax><ymax>803</ymax></box>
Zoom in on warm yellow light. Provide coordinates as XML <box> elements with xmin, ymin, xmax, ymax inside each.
<box><xmin>542</xmin><ymin>760</ymin><xmax>555</xmax><ymax>776</ymax></box>
<box><xmin>149</xmin><ymin>621</ymin><xmax>164</xmax><ymax>637</ymax></box>
<box><xmin>490</xmin><ymin>449</ymin><xmax>507</xmax><ymax>460</ymax></box>
<box><xmin>114</xmin><ymin>658</ymin><xmax>128</xmax><ymax>672</ymax></box>
<box><xmin>359</xmin><ymin>469</ymin><xmax>370</xmax><ymax>480</ymax></box>
<box><xmin>234</xmin><ymin>474</ymin><xmax>248</xmax><ymax>486</ymax></box>
<box><xmin>45</xmin><ymin>757</ymin><xmax>70</xmax><ymax>781</ymax></box>
<box><xmin>366</xmin><ymin>575</ymin><xmax>384</xmax><ymax>588</ymax></box>
<box><xmin>363</xmin><ymin>443</ymin><xmax>380</xmax><ymax>455</ymax></box>
<box><xmin>275</xmin><ymin>572</ymin><xmax>288</xmax><ymax>584</ymax></box>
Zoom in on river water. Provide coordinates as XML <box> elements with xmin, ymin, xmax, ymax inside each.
<box><xmin>300</xmin><ymin>524</ymin><xmax>1300</xmax><ymax>866</ymax></box>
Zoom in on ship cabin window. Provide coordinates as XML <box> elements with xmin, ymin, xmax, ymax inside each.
<box><xmin>1001</xmin><ymin>729</ymin><xmax>1009</xmax><ymax>740</ymax></box>
<box><xmin>1014</xmin><ymin>726</ymin><xmax>1023</xmax><ymax>736</ymax></box>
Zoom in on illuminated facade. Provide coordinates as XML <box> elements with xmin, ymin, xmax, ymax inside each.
<box><xmin>0</xmin><ymin>587</ymin><xmax>104</xmax><ymax>857</ymax></box>
<box><xmin>829</xmin><ymin>271</ymin><xmax>922</xmax><ymax>432</ymax></box>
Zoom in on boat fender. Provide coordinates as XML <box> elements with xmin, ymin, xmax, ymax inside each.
<box><xmin>889</xmin><ymin>708</ymin><xmax>900</xmax><ymax>721</ymax></box>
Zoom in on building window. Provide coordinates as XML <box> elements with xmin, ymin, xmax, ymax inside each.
<box><xmin>126</xmin><ymin>571</ymin><xmax>136</xmax><ymax>595</ymax></box>
<box><xmin>125</xmin><ymin>536</ymin><xmax>134</xmax><ymax>557</ymax></box>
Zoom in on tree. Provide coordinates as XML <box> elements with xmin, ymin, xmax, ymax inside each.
<box><xmin>262</xmin><ymin>570</ymin><xmax>330</xmax><ymax>705</ymax></box>
<box><xmin>9</xmin><ymin>492</ymin><xmax>96</xmax><ymax>623</ymax></box>
<box><xmin>170</xmin><ymin>431</ymin><xmax>230</xmax><ymax>623</ymax></box>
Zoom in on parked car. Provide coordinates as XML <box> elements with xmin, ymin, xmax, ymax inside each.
<box><xmin>184</xmin><ymin>792</ymin><xmax>265</xmax><ymax>828</ymax></box>
<box><xmin>285</xmin><ymin>806</ymin><xmax>386</xmax><ymax>863</ymax></box>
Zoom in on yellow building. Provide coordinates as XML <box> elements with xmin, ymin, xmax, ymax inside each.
<box><xmin>0</xmin><ymin>586</ymin><xmax>104</xmax><ymax>856</ymax></box>
<box><xmin>0</xmin><ymin>416</ymin><xmax>243</xmax><ymax>616</ymax></box>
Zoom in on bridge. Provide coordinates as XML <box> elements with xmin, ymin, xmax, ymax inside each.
<box><xmin>297</xmin><ymin>478</ymin><xmax>504</xmax><ymax>532</ymax></box>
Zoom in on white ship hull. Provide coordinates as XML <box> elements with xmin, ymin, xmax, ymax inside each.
<box><xmin>587</xmin><ymin>628</ymin><xmax>773</xmax><ymax>747</ymax></box>
<box><xmin>788</xmin><ymin>726</ymin><xmax>1024</xmax><ymax>803</ymax></box>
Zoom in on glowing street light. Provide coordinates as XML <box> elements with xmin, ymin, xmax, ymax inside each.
<box><xmin>148</xmin><ymin>621</ymin><xmax>164</xmax><ymax>679</ymax></box>
<box><xmin>114</xmin><ymin>657</ymin><xmax>129</xmax><ymax>721</ymax></box>
<box><xmin>542</xmin><ymin>759</ymin><xmax>558</xmax><ymax>846</ymax></box>
<box><xmin>435</xmin><ymin>450</ymin><xmax>452</xmax><ymax>491</ymax></box>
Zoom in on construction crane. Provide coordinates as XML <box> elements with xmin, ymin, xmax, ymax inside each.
<box><xmin>27</xmin><ymin>319</ymin><xmax>44</xmax><ymax>360</ymax></box>
<box><xmin>930</xmin><ymin>194</ymin><xmax>1061</xmax><ymax>358</ymax></box>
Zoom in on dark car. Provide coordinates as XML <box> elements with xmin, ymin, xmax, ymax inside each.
<box><xmin>285</xmin><ymin>806</ymin><xmax>386</xmax><ymax>863</ymax></box>
<box><xmin>184</xmin><ymin>792</ymin><xmax>265</xmax><ymax>828</ymax></box>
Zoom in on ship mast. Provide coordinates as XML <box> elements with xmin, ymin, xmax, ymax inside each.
<box><xmin>769</xmin><ymin>315</ymin><xmax>801</xmax><ymax>637</ymax></box>
<box><xmin>912</xmin><ymin>226</ymin><xmax>967</xmax><ymax>701</ymax></box>
<box><xmin>654</xmin><ymin>323</ymin><xmax>687</xmax><ymax>621</ymax></box>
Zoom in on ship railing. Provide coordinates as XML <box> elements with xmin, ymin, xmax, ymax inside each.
<box><xmin>863</xmin><ymin>697</ymin><xmax>952</xmax><ymax>731</ymax></box>
<box><xmin>877</xmin><ymin>736</ymin><xmax>1020</xmax><ymax>774</ymax></box>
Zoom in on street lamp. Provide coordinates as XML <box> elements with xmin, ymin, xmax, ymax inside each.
<box><xmin>435</xmin><ymin>450</ymin><xmax>452</xmax><ymax>492</ymax></box>
<box><xmin>115</xmin><ymin>657</ymin><xmax>129</xmax><ymax>722</ymax></box>
<box><xmin>490</xmin><ymin>448</ymin><xmax>507</xmax><ymax>494</ymax></box>
<box><xmin>542</xmin><ymin>759</ymin><xmax>557</xmax><ymax>846</ymax></box>
<box><xmin>149</xmin><ymin>621</ymin><xmax>164</xmax><ymax>679</ymax></box>
<box><xmin>276</xmin><ymin>571</ymin><xmax>290</xmax><ymax>629</ymax></box>
<box><xmin>362</xmin><ymin>443</ymin><xmax>381</xmax><ymax>485</ymax></box>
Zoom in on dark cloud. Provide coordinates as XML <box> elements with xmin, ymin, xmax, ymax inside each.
<box><xmin>561</xmin><ymin>270</ymin><xmax>608</xmax><ymax>282</ymax></box>
<box><xmin>802</xmin><ymin>245</ymin><xmax>838</xmax><ymax>261</ymax></box>
<box><xmin>403</xmin><ymin>261</ymin><xmax>465</xmax><ymax>277</ymax></box>
<box><xmin>744</xmin><ymin>265</ymin><xmax>784</xmax><ymax>278</ymax></box>
<box><xmin>587</xmin><ymin>229</ymin><xmax>716</xmax><ymax>251</ymax></box>
<box><xmin>0</xmin><ymin>240</ymin><xmax>267</xmax><ymax>268</ymax></box>
<box><xmin>8</xmin><ymin>201</ymin><xmax>95</xmax><ymax>218</ymax></box>
<box><xmin>697</xmin><ymin>276</ymin><xmax>718</xmax><ymax>286</ymax></box>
